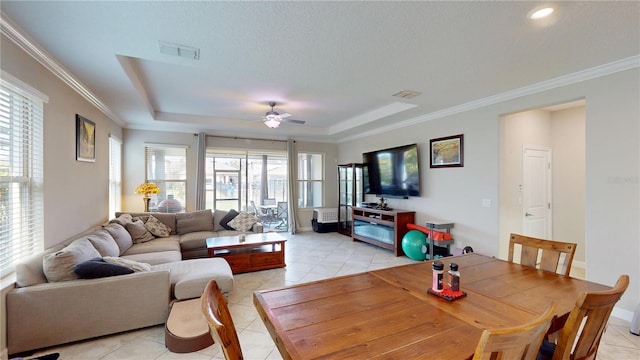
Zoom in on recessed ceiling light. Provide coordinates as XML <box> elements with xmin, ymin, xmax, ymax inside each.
<box><xmin>529</xmin><ymin>7</ymin><xmax>554</xmax><ymax>20</ymax></box>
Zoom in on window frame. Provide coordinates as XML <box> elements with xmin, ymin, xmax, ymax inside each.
<box><xmin>297</xmin><ymin>152</ymin><xmax>324</xmax><ymax>209</ymax></box>
<box><xmin>0</xmin><ymin>72</ymin><xmax>47</xmax><ymax>278</ymax></box>
<box><xmin>144</xmin><ymin>144</ymin><xmax>188</xmax><ymax>213</ymax></box>
<box><xmin>108</xmin><ymin>134</ymin><xmax>122</xmax><ymax>218</ymax></box>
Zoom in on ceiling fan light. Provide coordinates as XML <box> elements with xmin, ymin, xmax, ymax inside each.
<box><xmin>264</xmin><ymin>118</ymin><xmax>280</xmax><ymax>128</ymax></box>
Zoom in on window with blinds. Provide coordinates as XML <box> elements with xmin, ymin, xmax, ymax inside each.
<box><xmin>297</xmin><ymin>152</ymin><xmax>324</xmax><ymax>208</ymax></box>
<box><xmin>0</xmin><ymin>75</ymin><xmax>47</xmax><ymax>277</ymax></box>
<box><xmin>109</xmin><ymin>135</ymin><xmax>122</xmax><ymax>218</ymax></box>
<box><xmin>145</xmin><ymin>145</ymin><xmax>187</xmax><ymax>213</ymax></box>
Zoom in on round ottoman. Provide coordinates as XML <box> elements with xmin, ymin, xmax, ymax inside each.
<box><xmin>152</xmin><ymin>258</ymin><xmax>234</xmax><ymax>300</ymax></box>
<box><xmin>165</xmin><ymin>298</ymin><xmax>213</xmax><ymax>353</ymax></box>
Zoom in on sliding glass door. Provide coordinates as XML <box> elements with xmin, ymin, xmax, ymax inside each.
<box><xmin>206</xmin><ymin>150</ymin><xmax>288</xmax><ymax>231</ymax></box>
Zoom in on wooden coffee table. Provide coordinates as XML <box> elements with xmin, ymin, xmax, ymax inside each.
<box><xmin>206</xmin><ymin>232</ymin><xmax>286</xmax><ymax>274</ymax></box>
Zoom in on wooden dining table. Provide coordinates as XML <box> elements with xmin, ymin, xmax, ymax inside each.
<box><xmin>253</xmin><ymin>253</ymin><xmax>611</xmax><ymax>360</ymax></box>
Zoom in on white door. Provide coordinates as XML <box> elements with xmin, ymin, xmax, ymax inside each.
<box><xmin>522</xmin><ymin>147</ymin><xmax>552</xmax><ymax>239</ymax></box>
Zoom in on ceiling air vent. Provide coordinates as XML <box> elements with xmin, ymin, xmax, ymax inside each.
<box><xmin>159</xmin><ymin>41</ymin><xmax>200</xmax><ymax>60</ymax></box>
<box><xmin>392</xmin><ymin>90</ymin><xmax>421</xmax><ymax>99</ymax></box>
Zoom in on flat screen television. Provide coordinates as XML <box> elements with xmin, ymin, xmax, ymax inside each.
<box><xmin>363</xmin><ymin>143</ymin><xmax>421</xmax><ymax>198</ymax></box>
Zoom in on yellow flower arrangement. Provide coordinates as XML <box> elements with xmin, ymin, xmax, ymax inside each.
<box><xmin>134</xmin><ymin>182</ymin><xmax>160</xmax><ymax>198</ymax></box>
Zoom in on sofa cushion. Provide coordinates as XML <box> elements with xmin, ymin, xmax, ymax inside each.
<box><xmin>176</xmin><ymin>209</ymin><xmax>214</xmax><ymax>234</ymax></box>
<box><xmin>87</xmin><ymin>229</ymin><xmax>120</xmax><ymax>257</ymax></box>
<box><xmin>43</xmin><ymin>238</ymin><xmax>101</xmax><ymax>282</ymax></box>
<box><xmin>227</xmin><ymin>212</ymin><xmax>259</xmax><ymax>232</ymax></box>
<box><xmin>103</xmin><ymin>223</ymin><xmax>133</xmax><ymax>254</ymax></box>
<box><xmin>219</xmin><ymin>209</ymin><xmax>239</xmax><ymax>230</ymax></box>
<box><xmin>216</xmin><ymin>230</ymin><xmax>247</xmax><ymax>237</ymax></box>
<box><xmin>121</xmin><ymin>251</ymin><xmax>182</xmax><ymax>265</ymax></box>
<box><xmin>145</xmin><ymin>215</ymin><xmax>171</xmax><ymax>237</ymax></box>
<box><xmin>212</xmin><ymin>209</ymin><xmax>229</xmax><ymax>232</ymax></box>
<box><xmin>74</xmin><ymin>257</ymin><xmax>134</xmax><ymax>279</ymax></box>
<box><xmin>16</xmin><ymin>244</ymin><xmax>65</xmax><ymax>287</ymax></box>
<box><xmin>109</xmin><ymin>213</ymin><xmax>134</xmax><ymax>227</ymax></box>
<box><xmin>116</xmin><ymin>212</ymin><xmax>177</xmax><ymax>235</ymax></box>
<box><xmin>103</xmin><ymin>256</ymin><xmax>152</xmax><ymax>272</ymax></box>
<box><xmin>126</xmin><ymin>220</ymin><xmax>155</xmax><ymax>243</ymax></box>
<box><xmin>179</xmin><ymin>231</ymin><xmax>217</xmax><ymax>251</ymax></box>
<box><xmin>123</xmin><ymin>236</ymin><xmax>181</xmax><ymax>255</ymax></box>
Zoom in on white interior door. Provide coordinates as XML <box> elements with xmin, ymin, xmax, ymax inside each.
<box><xmin>522</xmin><ymin>147</ymin><xmax>552</xmax><ymax>239</ymax></box>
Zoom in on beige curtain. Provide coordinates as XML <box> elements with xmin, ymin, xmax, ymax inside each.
<box><xmin>286</xmin><ymin>138</ymin><xmax>297</xmax><ymax>234</ymax></box>
<box><xmin>195</xmin><ymin>132</ymin><xmax>206</xmax><ymax>210</ymax></box>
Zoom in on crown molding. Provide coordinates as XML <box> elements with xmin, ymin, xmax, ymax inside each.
<box><xmin>0</xmin><ymin>12</ymin><xmax>125</xmax><ymax>126</ymax></box>
<box><xmin>338</xmin><ymin>55</ymin><xmax>640</xmax><ymax>142</ymax></box>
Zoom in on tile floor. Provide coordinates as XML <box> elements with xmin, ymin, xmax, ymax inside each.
<box><xmin>24</xmin><ymin>231</ymin><xmax>640</xmax><ymax>360</ymax></box>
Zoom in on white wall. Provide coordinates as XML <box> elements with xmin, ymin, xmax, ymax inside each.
<box><xmin>338</xmin><ymin>68</ymin><xmax>639</xmax><ymax>314</ymax></box>
<box><xmin>122</xmin><ymin>129</ymin><xmax>198</xmax><ymax>213</ymax></box>
<box><xmin>498</xmin><ymin>105</ymin><xmax>586</xmax><ymax>264</ymax></box>
<box><xmin>499</xmin><ymin>109</ymin><xmax>552</xmax><ymax>260</ymax></box>
<box><xmin>551</xmin><ymin>106</ymin><xmax>586</xmax><ymax>263</ymax></box>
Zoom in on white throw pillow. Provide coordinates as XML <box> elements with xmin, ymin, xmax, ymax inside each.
<box><xmin>227</xmin><ymin>212</ymin><xmax>259</xmax><ymax>232</ymax></box>
<box><xmin>103</xmin><ymin>256</ymin><xmax>152</xmax><ymax>272</ymax></box>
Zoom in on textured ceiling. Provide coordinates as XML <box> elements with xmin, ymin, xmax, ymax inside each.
<box><xmin>1</xmin><ymin>1</ymin><xmax>638</xmax><ymax>141</ymax></box>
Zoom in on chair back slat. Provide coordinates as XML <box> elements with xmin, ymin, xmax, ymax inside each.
<box><xmin>552</xmin><ymin>275</ymin><xmax>629</xmax><ymax>360</ymax></box>
<box><xmin>473</xmin><ymin>302</ymin><xmax>556</xmax><ymax>360</ymax></box>
<box><xmin>508</xmin><ymin>234</ymin><xmax>577</xmax><ymax>275</ymax></box>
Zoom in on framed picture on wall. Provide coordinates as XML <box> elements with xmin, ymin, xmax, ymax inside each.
<box><xmin>430</xmin><ymin>134</ymin><xmax>463</xmax><ymax>168</ymax></box>
<box><xmin>76</xmin><ymin>114</ymin><xmax>95</xmax><ymax>162</ymax></box>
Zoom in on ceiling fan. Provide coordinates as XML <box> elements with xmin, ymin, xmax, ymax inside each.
<box><xmin>263</xmin><ymin>102</ymin><xmax>305</xmax><ymax>128</ymax></box>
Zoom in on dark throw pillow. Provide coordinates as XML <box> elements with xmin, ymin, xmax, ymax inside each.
<box><xmin>74</xmin><ymin>257</ymin><xmax>134</xmax><ymax>279</ymax></box>
<box><xmin>219</xmin><ymin>209</ymin><xmax>239</xmax><ymax>230</ymax></box>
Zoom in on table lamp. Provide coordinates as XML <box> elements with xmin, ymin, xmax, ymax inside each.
<box><xmin>134</xmin><ymin>182</ymin><xmax>160</xmax><ymax>212</ymax></box>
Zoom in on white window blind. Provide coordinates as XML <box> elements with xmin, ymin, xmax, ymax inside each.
<box><xmin>109</xmin><ymin>135</ymin><xmax>122</xmax><ymax>218</ymax></box>
<box><xmin>145</xmin><ymin>145</ymin><xmax>187</xmax><ymax>213</ymax></box>
<box><xmin>0</xmin><ymin>76</ymin><xmax>46</xmax><ymax>277</ymax></box>
<box><xmin>297</xmin><ymin>152</ymin><xmax>324</xmax><ymax>208</ymax></box>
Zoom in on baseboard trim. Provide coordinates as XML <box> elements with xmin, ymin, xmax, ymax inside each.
<box><xmin>573</xmin><ymin>260</ymin><xmax>585</xmax><ymax>270</ymax></box>
<box><xmin>612</xmin><ymin>307</ymin><xmax>634</xmax><ymax>322</ymax></box>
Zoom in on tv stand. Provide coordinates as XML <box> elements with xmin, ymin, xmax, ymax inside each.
<box><xmin>351</xmin><ymin>207</ymin><xmax>415</xmax><ymax>256</ymax></box>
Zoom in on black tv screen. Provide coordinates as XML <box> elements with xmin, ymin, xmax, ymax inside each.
<box><xmin>363</xmin><ymin>143</ymin><xmax>421</xmax><ymax>198</ymax></box>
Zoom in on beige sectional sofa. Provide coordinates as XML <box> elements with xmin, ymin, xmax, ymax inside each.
<box><xmin>6</xmin><ymin>209</ymin><xmax>262</xmax><ymax>356</ymax></box>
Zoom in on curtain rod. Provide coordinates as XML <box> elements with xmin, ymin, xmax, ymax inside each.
<box><xmin>195</xmin><ymin>134</ymin><xmax>294</xmax><ymax>143</ymax></box>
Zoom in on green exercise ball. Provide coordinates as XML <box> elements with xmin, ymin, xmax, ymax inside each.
<box><xmin>401</xmin><ymin>230</ymin><xmax>427</xmax><ymax>261</ymax></box>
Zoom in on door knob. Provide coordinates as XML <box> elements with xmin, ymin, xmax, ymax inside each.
<box><xmin>525</xmin><ymin>212</ymin><xmax>533</xmax><ymax>217</ymax></box>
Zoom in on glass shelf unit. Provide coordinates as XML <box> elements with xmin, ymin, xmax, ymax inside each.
<box><xmin>337</xmin><ymin>163</ymin><xmax>364</xmax><ymax>236</ymax></box>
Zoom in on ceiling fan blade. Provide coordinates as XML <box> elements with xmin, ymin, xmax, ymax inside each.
<box><xmin>278</xmin><ymin>113</ymin><xmax>292</xmax><ymax>119</ymax></box>
<box><xmin>281</xmin><ymin>118</ymin><xmax>306</xmax><ymax>124</ymax></box>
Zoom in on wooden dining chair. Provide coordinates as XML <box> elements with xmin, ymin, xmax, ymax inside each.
<box><xmin>472</xmin><ymin>302</ymin><xmax>557</xmax><ymax>360</ymax></box>
<box><xmin>508</xmin><ymin>233</ymin><xmax>577</xmax><ymax>275</ymax></box>
<box><xmin>201</xmin><ymin>280</ymin><xmax>244</xmax><ymax>360</ymax></box>
<box><xmin>543</xmin><ymin>274</ymin><xmax>629</xmax><ymax>360</ymax></box>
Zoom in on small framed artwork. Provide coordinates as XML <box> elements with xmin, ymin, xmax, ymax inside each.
<box><xmin>76</xmin><ymin>114</ymin><xmax>96</xmax><ymax>162</ymax></box>
<box><xmin>430</xmin><ymin>134</ymin><xmax>463</xmax><ymax>168</ymax></box>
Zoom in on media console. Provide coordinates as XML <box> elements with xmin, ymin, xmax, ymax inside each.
<box><xmin>351</xmin><ymin>206</ymin><xmax>415</xmax><ymax>256</ymax></box>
